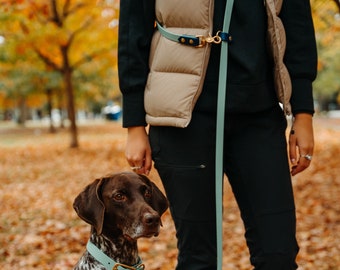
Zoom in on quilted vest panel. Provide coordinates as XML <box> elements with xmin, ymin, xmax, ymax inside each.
<box><xmin>144</xmin><ymin>0</ymin><xmax>214</xmax><ymax>127</ymax></box>
<box><xmin>265</xmin><ymin>0</ymin><xmax>292</xmax><ymax>115</ymax></box>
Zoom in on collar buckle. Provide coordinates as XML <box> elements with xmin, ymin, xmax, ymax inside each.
<box><xmin>112</xmin><ymin>263</ymin><xmax>145</xmax><ymax>270</ymax></box>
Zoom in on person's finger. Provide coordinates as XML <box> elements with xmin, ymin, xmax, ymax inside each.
<box><xmin>291</xmin><ymin>153</ymin><xmax>312</xmax><ymax>176</ymax></box>
<box><xmin>143</xmin><ymin>150</ymin><xmax>152</xmax><ymax>175</ymax></box>
<box><xmin>288</xmin><ymin>129</ymin><xmax>297</xmax><ymax>165</ymax></box>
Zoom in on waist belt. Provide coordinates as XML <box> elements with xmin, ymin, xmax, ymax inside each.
<box><xmin>156</xmin><ymin>21</ymin><xmax>232</xmax><ymax>47</ymax></box>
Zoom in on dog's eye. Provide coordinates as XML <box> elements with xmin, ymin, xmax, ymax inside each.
<box><xmin>144</xmin><ymin>189</ymin><xmax>152</xmax><ymax>199</ymax></box>
<box><xmin>113</xmin><ymin>193</ymin><xmax>126</xmax><ymax>202</ymax></box>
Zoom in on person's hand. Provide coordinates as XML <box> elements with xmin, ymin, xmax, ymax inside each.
<box><xmin>289</xmin><ymin>113</ymin><xmax>314</xmax><ymax>176</ymax></box>
<box><xmin>125</xmin><ymin>126</ymin><xmax>152</xmax><ymax>175</ymax></box>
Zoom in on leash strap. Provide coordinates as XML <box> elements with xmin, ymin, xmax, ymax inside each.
<box><xmin>156</xmin><ymin>22</ymin><xmax>201</xmax><ymax>46</ymax></box>
<box><xmin>216</xmin><ymin>0</ymin><xmax>234</xmax><ymax>269</ymax></box>
<box><xmin>156</xmin><ymin>22</ymin><xmax>232</xmax><ymax>47</ymax></box>
<box><xmin>154</xmin><ymin>1</ymin><xmax>234</xmax><ymax>267</ymax></box>
<box><xmin>86</xmin><ymin>241</ymin><xmax>145</xmax><ymax>270</ymax></box>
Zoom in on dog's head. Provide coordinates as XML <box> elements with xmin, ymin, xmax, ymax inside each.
<box><xmin>73</xmin><ymin>172</ymin><xmax>168</xmax><ymax>240</ymax></box>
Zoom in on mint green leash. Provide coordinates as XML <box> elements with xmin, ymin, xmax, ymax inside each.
<box><xmin>216</xmin><ymin>0</ymin><xmax>234</xmax><ymax>269</ymax></box>
<box><xmin>155</xmin><ymin>0</ymin><xmax>234</xmax><ymax>267</ymax></box>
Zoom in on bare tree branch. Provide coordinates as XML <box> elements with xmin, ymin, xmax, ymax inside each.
<box><xmin>62</xmin><ymin>3</ymin><xmax>86</xmax><ymax>19</ymax></box>
<box><xmin>66</xmin><ymin>17</ymin><xmax>92</xmax><ymax>54</ymax></box>
<box><xmin>34</xmin><ymin>47</ymin><xmax>62</xmax><ymax>72</ymax></box>
<box><xmin>72</xmin><ymin>47</ymin><xmax>112</xmax><ymax>69</ymax></box>
<box><xmin>62</xmin><ymin>0</ymin><xmax>72</xmax><ymax>18</ymax></box>
<box><xmin>50</xmin><ymin>0</ymin><xmax>62</xmax><ymax>27</ymax></box>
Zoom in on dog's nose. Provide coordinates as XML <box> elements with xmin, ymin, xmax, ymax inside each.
<box><xmin>142</xmin><ymin>212</ymin><xmax>160</xmax><ymax>226</ymax></box>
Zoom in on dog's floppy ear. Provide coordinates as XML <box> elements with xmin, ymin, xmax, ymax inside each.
<box><xmin>139</xmin><ymin>174</ymin><xmax>168</xmax><ymax>216</ymax></box>
<box><xmin>73</xmin><ymin>178</ymin><xmax>105</xmax><ymax>234</ymax></box>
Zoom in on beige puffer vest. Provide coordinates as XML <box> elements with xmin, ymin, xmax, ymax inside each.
<box><xmin>144</xmin><ymin>0</ymin><xmax>291</xmax><ymax>128</ymax></box>
<box><xmin>265</xmin><ymin>0</ymin><xmax>292</xmax><ymax>115</ymax></box>
<box><xmin>144</xmin><ymin>0</ymin><xmax>214</xmax><ymax>128</ymax></box>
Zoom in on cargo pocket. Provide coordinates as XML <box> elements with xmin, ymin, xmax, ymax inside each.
<box><xmin>154</xmin><ymin>162</ymin><xmax>216</xmax><ymax>221</ymax></box>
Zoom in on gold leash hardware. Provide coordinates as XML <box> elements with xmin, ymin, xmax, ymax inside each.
<box><xmin>112</xmin><ymin>263</ymin><xmax>145</xmax><ymax>270</ymax></box>
<box><xmin>196</xmin><ymin>32</ymin><xmax>222</xmax><ymax>47</ymax></box>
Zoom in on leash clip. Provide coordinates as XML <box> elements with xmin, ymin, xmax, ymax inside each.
<box><xmin>196</xmin><ymin>32</ymin><xmax>222</xmax><ymax>47</ymax></box>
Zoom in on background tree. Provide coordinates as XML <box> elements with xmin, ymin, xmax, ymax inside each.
<box><xmin>311</xmin><ymin>0</ymin><xmax>340</xmax><ymax>111</ymax></box>
<box><xmin>0</xmin><ymin>27</ymin><xmax>48</xmax><ymax>125</ymax></box>
<box><xmin>0</xmin><ymin>0</ymin><xmax>119</xmax><ymax>147</ymax></box>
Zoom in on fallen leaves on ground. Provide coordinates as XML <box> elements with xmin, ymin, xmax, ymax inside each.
<box><xmin>0</xmin><ymin>117</ymin><xmax>339</xmax><ymax>270</ymax></box>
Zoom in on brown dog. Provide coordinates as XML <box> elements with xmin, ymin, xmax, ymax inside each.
<box><xmin>73</xmin><ymin>172</ymin><xmax>168</xmax><ymax>270</ymax></box>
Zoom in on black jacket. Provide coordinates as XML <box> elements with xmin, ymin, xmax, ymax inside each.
<box><xmin>118</xmin><ymin>0</ymin><xmax>317</xmax><ymax>127</ymax></box>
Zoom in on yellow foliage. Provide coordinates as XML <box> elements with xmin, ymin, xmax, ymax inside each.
<box><xmin>3</xmin><ymin>0</ymin><xmax>118</xmax><ymax>69</ymax></box>
<box><xmin>0</xmin><ymin>0</ymin><xmax>119</xmax><ymax>112</ymax></box>
<box><xmin>26</xmin><ymin>93</ymin><xmax>46</xmax><ymax>108</ymax></box>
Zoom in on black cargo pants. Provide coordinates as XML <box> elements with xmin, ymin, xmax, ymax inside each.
<box><xmin>149</xmin><ymin>105</ymin><xmax>299</xmax><ymax>270</ymax></box>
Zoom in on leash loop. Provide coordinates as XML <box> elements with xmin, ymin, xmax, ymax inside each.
<box><xmin>156</xmin><ymin>21</ymin><xmax>231</xmax><ymax>48</ymax></box>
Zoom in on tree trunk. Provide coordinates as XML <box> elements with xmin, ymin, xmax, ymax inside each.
<box><xmin>56</xmin><ymin>90</ymin><xmax>65</xmax><ymax>129</ymax></box>
<box><xmin>46</xmin><ymin>88</ymin><xmax>56</xmax><ymax>133</ymax></box>
<box><xmin>17</xmin><ymin>97</ymin><xmax>27</xmax><ymax>126</ymax></box>
<box><xmin>333</xmin><ymin>0</ymin><xmax>340</xmax><ymax>12</ymax></box>
<box><xmin>61</xmin><ymin>45</ymin><xmax>78</xmax><ymax>148</ymax></box>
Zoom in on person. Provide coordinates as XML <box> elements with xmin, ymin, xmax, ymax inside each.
<box><xmin>117</xmin><ymin>0</ymin><xmax>317</xmax><ymax>269</ymax></box>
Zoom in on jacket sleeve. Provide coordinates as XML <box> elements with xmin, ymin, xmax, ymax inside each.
<box><xmin>280</xmin><ymin>0</ymin><xmax>318</xmax><ymax>115</ymax></box>
<box><xmin>118</xmin><ymin>0</ymin><xmax>155</xmax><ymax>127</ymax></box>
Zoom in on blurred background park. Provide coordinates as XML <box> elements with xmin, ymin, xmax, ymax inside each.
<box><xmin>0</xmin><ymin>0</ymin><xmax>339</xmax><ymax>269</ymax></box>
